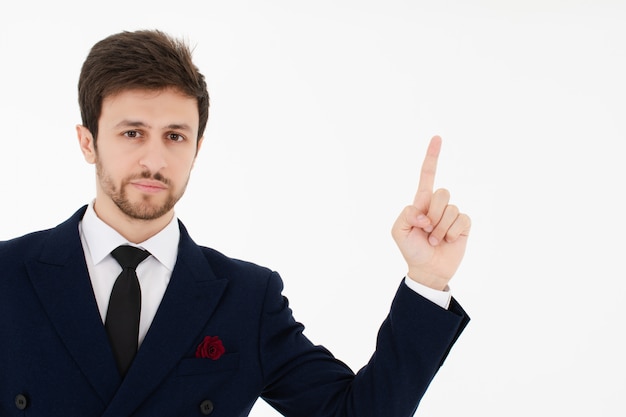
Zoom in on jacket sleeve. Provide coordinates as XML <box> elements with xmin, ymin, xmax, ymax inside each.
<box><xmin>258</xmin><ymin>272</ymin><xmax>469</xmax><ymax>417</ymax></box>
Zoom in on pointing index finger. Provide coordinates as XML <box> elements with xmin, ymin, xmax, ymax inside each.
<box><xmin>413</xmin><ymin>135</ymin><xmax>442</xmax><ymax>208</ymax></box>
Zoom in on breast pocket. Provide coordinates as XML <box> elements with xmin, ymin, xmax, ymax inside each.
<box><xmin>176</xmin><ymin>353</ymin><xmax>240</xmax><ymax>376</ymax></box>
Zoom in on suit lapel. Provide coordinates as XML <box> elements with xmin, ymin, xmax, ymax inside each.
<box><xmin>101</xmin><ymin>222</ymin><xmax>228</xmax><ymax>417</ymax></box>
<box><xmin>26</xmin><ymin>207</ymin><xmax>122</xmax><ymax>404</ymax></box>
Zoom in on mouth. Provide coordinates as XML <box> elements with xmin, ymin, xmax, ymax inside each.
<box><xmin>129</xmin><ymin>179</ymin><xmax>168</xmax><ymax>193</ymax></box>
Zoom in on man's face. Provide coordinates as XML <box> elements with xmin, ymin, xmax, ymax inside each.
<box><xmin>78</xmin><ymin>88</ymin><xmax>202</xmax><ymax>222</ymax></box>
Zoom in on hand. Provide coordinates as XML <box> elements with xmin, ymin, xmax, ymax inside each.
<box><xmin>391</xmin><ymin>136</ymin><xmax>471</xmax><ymax>291</ymax></box>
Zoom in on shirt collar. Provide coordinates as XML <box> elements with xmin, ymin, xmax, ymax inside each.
<box><xmin>81</xmin><ymin>201</ymin><xmax>180</xmax><ymax>271</ymax></box>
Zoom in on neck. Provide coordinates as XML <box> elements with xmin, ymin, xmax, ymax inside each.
<box><xmin>92</xmin><ymin>198</ymin><xmax>174</xmax><ymax>244</ymax></box>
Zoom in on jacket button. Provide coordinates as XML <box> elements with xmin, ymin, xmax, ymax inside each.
<box><xmin>15</xmin><ymin>394</ymin><xmax>28</xmax><ymax>410</ymax></box>
<box><xmin>199</xmin><ymin>399</ymin><xmax>214</xmax><ymax>415</ymax></box>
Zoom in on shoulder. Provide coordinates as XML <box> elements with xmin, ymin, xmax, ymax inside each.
<box><xmin>199</xmin><ymin>245</ymin><xmax>277</xmax><ymax>282</ymax></box>
<box><xmin>196</xmin><ymin>244</ymin><xmax>289</xmax><ymax>301</ymax></box>
<box><xmin>177</xmin><ymin>219</ymin><xmax>281</xmax><ymax>289</ymax></box>
<box><xmin>0</xmin><ymin>206</ymin><xmax>86</xmax><ymax>266</ymax></box>
<box><xmin>0</xmin><ymin>229</ymin><xmax>52</xmax><ymax>263</ymax></box>
<box><xmin>0</xmin><ymin>229</ymin><xmax>55</xmax><ymax>294</ymax></box>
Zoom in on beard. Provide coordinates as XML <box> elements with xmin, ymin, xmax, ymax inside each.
<box><xmin>96</xmin><ymin>158</ymin><xmax>189</xmax><ymax>221</ymax></box>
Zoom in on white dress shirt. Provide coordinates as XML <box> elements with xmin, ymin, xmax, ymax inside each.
<box><xmin>78</xmin><ymin>201</ymin><xmax>452</xmax><ymax>347</ymax></box>
<box><xmin>79</xmin><ymin>201</ymin><xmax>179</xmax><ymax>347</ymax></box>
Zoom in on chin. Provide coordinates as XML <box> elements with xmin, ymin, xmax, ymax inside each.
<box><xmin>118</xmin><ymin>198</ymin><xmax>176</xmax><ymax>221</ymax></box>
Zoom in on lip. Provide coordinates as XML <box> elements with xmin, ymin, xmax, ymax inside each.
<box><xmin>129</xmin><ymin>180</ymin><xmax>168</xmax><ymax>193</ymax></box>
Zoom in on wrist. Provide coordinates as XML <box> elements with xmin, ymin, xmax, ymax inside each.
<box><xmin>406</xmin><ymin>270</ymin><xmax>449</xmax><ymax>291</ymax></box>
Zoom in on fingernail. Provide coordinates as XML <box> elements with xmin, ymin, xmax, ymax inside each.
<box><xmin>424</xmin><ymin>225</ymin><xmax>433</xmax><ymax>233</ymax></box>
<box><xmin>428</xmin><ymin>235</ymin><xmax>439</xmax><ymax>246</ymax></box>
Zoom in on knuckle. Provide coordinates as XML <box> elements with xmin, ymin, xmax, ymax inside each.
<box><xmin>444</xmin><ymin>232</ymin><xmax>458</xmax><ymax>243</ymax></box>
<box><xmin>434</xmin><ymin>188</ymin><xmax>450</xmax><ymax>199</ymax></box>
<box><xmin>431</xmin><ymin>225</ymin><xmax>447</xmax><ymax>240</ymax></box>
<box><xmin>460</xmin><ymin>213</ymin><xmax>471</xmax><ymax>228</ymax></box>
<box><xmin>403</xmin><ymin>205</ymin><xmax>417</xmax><ymax>218</ymax></box>
<box><xmin>445</xmin><ymin>204</ymin><xmax>459</xmax><ymax>216</ymax></box>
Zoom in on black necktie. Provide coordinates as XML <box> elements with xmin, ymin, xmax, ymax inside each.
<box><xmin>105</xmin><ymin>245</ymin><xmax>149</xmax><ymax>376</ymax></box>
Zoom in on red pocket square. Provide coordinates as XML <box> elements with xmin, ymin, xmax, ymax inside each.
<box><xmin>195</xmin><ymin>336</ymin><xmax>225</xmax><ymax>360</ymax></box>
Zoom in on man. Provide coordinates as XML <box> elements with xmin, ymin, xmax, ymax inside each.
<box><xmin>0</xmin><ymin>30</ymin><xmax>471</xmax><ymax>416</ymax></box>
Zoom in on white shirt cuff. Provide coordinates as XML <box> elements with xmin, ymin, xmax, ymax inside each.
<box><xmin>403</xmin><ymin>276</ymin><xmax>452</xmax><ymax>310</ymax></box>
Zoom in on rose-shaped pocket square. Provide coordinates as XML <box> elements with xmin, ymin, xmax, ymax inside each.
<box><xmin>195</xmin><ymin>336</ymin><xmax>225</xmax><ymax>360</ymax></box>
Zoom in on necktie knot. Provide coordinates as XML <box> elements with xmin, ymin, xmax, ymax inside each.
<box><xmin>111</xmin><ymin>245</ymin><xmax>150</xmax><ymax>270</ymax></box>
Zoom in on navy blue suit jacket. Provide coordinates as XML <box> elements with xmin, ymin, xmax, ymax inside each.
<box><xmin>0</xmin><ymin>206</ymin><xmax>469</xmax><ymax>416</ymax></box>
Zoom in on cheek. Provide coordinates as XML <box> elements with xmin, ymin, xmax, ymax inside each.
<box><xmin>173</xmin><ymin>156</ymin><xmax>198</xmax><ymax>176</ymax></box>
<box><xmin>97</xmin><ymin>153</ymin><xmax>134</xmax><ymax>178</ymax></box>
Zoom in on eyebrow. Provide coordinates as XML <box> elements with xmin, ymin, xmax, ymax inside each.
<box><xmin>114</xmin><ymin>120</ymin><xmax>193</xmax><ymax>132</ymax></box>
<box><xmin>115</xmin><ymin>120</ymin><xmax>150</xmax><ymax>129</ymax></box>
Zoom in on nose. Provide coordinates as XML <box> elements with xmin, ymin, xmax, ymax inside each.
<box><xmin>139</xmin><ymin>138</ymin><xmax>168</xmax><ymax>173</ymax></box>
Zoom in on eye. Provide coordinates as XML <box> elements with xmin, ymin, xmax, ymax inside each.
<box><xmin>167</xmin><ymin>133</ymin><xmax>185</xmax><ymax>142</ymax></box>
<box><xmin>123</xmin><ymin>130</ymin><xmax>140</xmax><ymax>139</ymax></box>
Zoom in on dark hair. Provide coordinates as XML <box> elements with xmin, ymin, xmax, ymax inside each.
<box><xmin>78</xmin><ymin>29</ymin><xmax>209</xmax><ymax>144</ymax></box>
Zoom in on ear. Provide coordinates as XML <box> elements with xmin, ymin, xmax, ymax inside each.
<box><xmin>76</xmin><ymin>125</ymin><xmax>96</xmax><ymax>164</ymax></box>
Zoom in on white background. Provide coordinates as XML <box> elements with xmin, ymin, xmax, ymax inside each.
<box><xmin>1</xmin><ymin>1</ymin><xmax>625</xmax><ymax>415</ymax></box>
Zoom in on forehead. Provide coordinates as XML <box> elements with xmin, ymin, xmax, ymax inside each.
<box><xmin>100</xmin><ymin>88</ymin><xmax>199</xmax><ymax>131</ymax></box>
